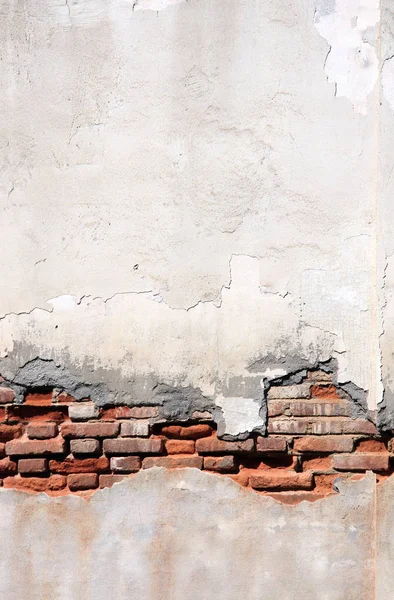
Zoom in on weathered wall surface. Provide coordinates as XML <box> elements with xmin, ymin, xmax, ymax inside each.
<box><xmin>0</xmin><ymin>0</ymin><xmax>391</xmax><ymax>432</ymax></box>
<box><xmin>1</xmin><ymin>1</ymin><xmax>394</xmax><ymax>597</ymax></box>
<box><xmin>0</xmin><ymin>469</ymin><xmax>377</xmax><ymax>600</ymax></box>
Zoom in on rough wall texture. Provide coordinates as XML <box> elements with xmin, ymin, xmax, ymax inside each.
<box><xmin>1</xmin><ymin>0</ymin><xmax>394</xmax><ymax>597</ymax></box>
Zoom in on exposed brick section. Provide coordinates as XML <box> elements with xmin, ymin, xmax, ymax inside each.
<box><xmin>18</xmin><ymin>458</ymin><xmax>47</xmax><ymax>475</ymax></box>
<box><xmin>6</xmin><ymin>437</ymin><xmax>66</xmax><ymax>457</ymax></box>
<box><xmin>203</xmin><ymin>456</ymin><xmax>238</xmax><ymax>473</ymax></box>
<box><xmin>120</xmin><ymin>421</ymin><xmax>150</xmax><ymax>438</ymax></box>
<box><xmin>256</xmin><ymin>437</ymin><xmax>287</xmax><ymax>453</ymax></box>
<box><xmin>27</xmin><ymin>423</ymin><xmax>58</xmax><ymax>440</ymax></box>
<box><xmin>196</xmin><ymin>437</ymin><xmax>254</xmax><ymax>454</ymax></box>
<box><xmin>68</xmin><ymin>473</ymin><xmax>99</xmax><ymax>491</ymax></box>
<box><xmin>3</xmin><ymin>475</ymin><xmax>67</xmax><ymax>493</ymax></box>
<box><xmin>143</xmin><ymin>456</ymin><xmax>203</xmax><ymax>470</ymax></box>
<box><xmin>250</xmin><ymin>471</ymin><xmax>314</xmax><ymax>491</ymax></box>
<box><xmin>110</xmin><ymin>456</ymin><xmax>141</xmax><ymax>473</ymax></box>
<box><xmin>0</xmin><ymin>425</ymin><xmax>23</xmax><ymax>443</ymax></box>
<box><xmin>0</xmin><ymin>388</ymin><xmax>15</xmax><ymax>404</ymax></box>
<box><xmin>161</xmin><ymin>424</ymin><xmax>213</xmax><ymax>439</ymax></box>
<box><xmin>70</xmin><ymin>439</ymin><xmax>100</xmax><ymax>455</ymax></box>
<box><xmin>267</xmin><ymin>384</ymin><xmax>311</xmax><ymax>400</ymax></box>
<box><xmin>165</xmin><ymin>440</ymin><xmax>195</xmax><ymax>454</ymax></box>
<box><xmin>293</xmin><ymin>436</ymin><xmax>354</xmax><ymax>453</ymax></box>
<box><xmin>99</xmin><ymin>474</ymin><xmax>126</xmax><ymax>488</ymax></box>
<box><xmin>68</xmin><ymin>403</ymin><xmax>99</xmax><ymax>421</ymax></box>
<box><xmin>103</xmin><ymin>438</ymin><xmax>164</xmax><ymax>455</ymax></box>
<box><xmin>61</xmin><ymin>422</ymin><xmax>119</xmax><ymax>438</ymax></box>
<box><xmin>49</xmin><ymin>456</ymin><xmax>109</xmax><ymax>474</ymax></box>
<box><xmin>332</xmin><ymin>453</ymin><xmax>390</xmax><ymax>472</ymax></box>
<box><xmin>0</xmin><ymin>367</ymin><xmax>390</xmax><ymax>500</ymax></box>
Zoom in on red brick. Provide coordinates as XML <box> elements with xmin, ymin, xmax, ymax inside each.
<box><xmin>142</xmin><ymin>456</ymin><xmax>203</xmax><ymax>469</ymax></box>
<box><xmin>0</xmin><ymin>425</ymin><xmax>23</xmax><ymax>442</ymax></box>
<box><xmin>293</xmin><ymin>436</ymin><xmax>353</xmax><ymax>453</ymax></box>
<box><xmin>3</xmin><ymin>474</ymin><xmax>67</xmax><ymax>493</ymax></box>
<box><xmin>356</xmin><ymin>439</ymin><xmax>387</xmax><ymax>452</ymax></box>
<box><xmin>99</xmin><ymin>474</ymin><xmax>126</xmax><ymax>488</ymax></box>
<box><xmin>195</xmin><ymin>437</ymin><xmax>254</xmax><ymax>454</ymax></box>
<box><xmin>6</xmin><ymin>437</ymin><xmax>66</xmax><ymax>457</ymax></box>
<box><xmin>0</xmin><ymin>408</ymin><xmax>6</xmax><ymax>422</ymax></box>
<box><xmin>161</xmin><ymin>424</ymin><xmax>213</xmax><ymax>439</ymax></box>
<box><xmin>0</xmin><ymin>443</ymin><xmax>5</xmax><ymax>458</ymax></box>
<box><xmin>311</xmin><ymin>384</ymin><xmax>341</xmax><ymax>400</ymax></box>
<box><xmin>68</xmin><ymin>473</ymin><xmax>98</xmax><ymax>491</ymax></box>
<box><xmin>256</xmin><ymin>437</ymin><xmax>287</xmax><ymax>453</ymax></box>
<box><xmin>25</xmin><ymin>392</ymin><xmax>53</xmax><ymax>406</ymax></box>
<box><xmin>7</xmin><ymin>405</ymin><xmax>68</xmax><ymax>423</ymax></box>
<box><xmin>203</xmin><ymin>456</ymin><xmax>238</xmax><ymax>473</ymax></box>
<box><xmin>332</xmin><ymin>453</ymin><xmax>390</xmax><ymax>472</ymax></box>
<box><xmin>53</xmin><ymin>392</ymin><xmax>76</xmax><ymax>404</ymax></box>
<box><xmin>268</xmin><ymin>419</ymin><xmax>308</xmax><ymax>435</ymax></box>
<box><xmin>0</xmin><ymin>388</ymin><xmax>15</xmax><ymax>404</ymax></box>
<box><xmin>0</xmin><ymin>457</ymin><xmax>17</xmax><ymax>475</ymax></box>
<box><xmin>27</xmin><ymin>423</ymin><xmax>58</xmax><ymax>440</ymax></box>
<box><xmin>342</xmin><ymin>420</ymin><xmax>378</xmax><ymax>435</ymax></box>
<box><xmin>250</xmin><ymin>471</ymin><xmax>314</xmax><ymax>491</ymax></box>
<box><xmin>18</xmin><ymin>458</ymin><xmax>47</xmax><ymax>475</ymax></box>
<box><xmin>61</xmin><ymin>422</ymin><xmax>119</xmax><ymax>438</ymax></box>
<box><xmin>103</xmin><ymin>438</ymin><xmax>164</xmax><ymax>455</ymax></box>
<box><xmin>101</xmin><ymin>406</ymin><xmax>158</xmax><ymax>420</ymax></box>
<box><xmin>110</xmin><ymin>456</ymin><xmax>141</xmax><ymax>473</ymax></box>
<box><xmin>165</xmin><ymin>440</ymin><xmax>195</xmax><ymax>454</ymax></box>
<box><xmin>49</xmin><ymin>456</ymin><xmax>109</xmax><ymax>474</ymax></box>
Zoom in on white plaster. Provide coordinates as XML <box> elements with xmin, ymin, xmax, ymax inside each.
<box><xmin>314</xmin><ymin>0</ymin><xmax>380</xmax><ymax>114</ymax></box>
<box><xmin>215</xmin><ymin>395</ymin><xmax>264</xmax><ymax>436</ymax></box>
<box><xmin>382</xmin><ymin>57</ymin><xmax>394</xmax><ymax>112</ymax></box>
<box><xmin>0</xmin><ymin>0</ymin><xmax>383</xmax><ymax>409</ymax></box>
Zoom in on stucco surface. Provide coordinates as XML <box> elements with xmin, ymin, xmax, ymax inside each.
<box><xmin>0</xmin><ymin>468</ymin><xmax>376</xmax><ymax>600</ymax></box>
<box><xmin>0</xmin><ymin>0</ymin><xmax>387</xmax><ymax>432</ymax></box>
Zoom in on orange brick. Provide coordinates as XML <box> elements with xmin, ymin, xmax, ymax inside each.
<box><xmin>161</xmin><ymin>424</ymin><xmax>213</xmax><ymax>439</ymax></box>
<box><xmin>311</xmin><ymin>384</ymin><xmax>341</xmax><ymax>400</ymax></box>
<box><xmin>3</xmin><ymin>474</ymin><xmax>66</xmax><ymax>493</ymax></box>
<box><xmin>25</xmin><ymin>392</ymin><xmax>53</xmax><ymax>405</ymax></box>
<box><xmin>49</xmin><ymin>456</ymin><xmax>109</xmax><ymax>474</ymax></box>
<box><xmin>250</xmin><ymin>471</ymin><xmax>313</xmax><ymax>491</ymax></box>
<box><xmin>165</xmin><ymin>440</ymin><xmax>195</xmax><ymax>454</ymax></box>
<box><xmin>302</xmin><ymin>456</ymin><xmax>333</xmax><ymax>472</ymax></box>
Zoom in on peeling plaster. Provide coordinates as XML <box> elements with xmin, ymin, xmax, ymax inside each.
<box><xmin>314</xmin><ymin>0</ymin><xmax>380</xmax><ymax>114</ymax></box>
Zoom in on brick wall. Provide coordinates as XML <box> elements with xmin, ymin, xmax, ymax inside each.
<box><xmin>0</xmin><ymin>370</ymin><xmax>390</xmax><ymax>503</ymax></box>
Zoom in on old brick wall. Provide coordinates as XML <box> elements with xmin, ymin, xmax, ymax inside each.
<box><xmin>0</xmin><ymin>369</ymin><xmax>390</xmax><ymax>504</ymax></box>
